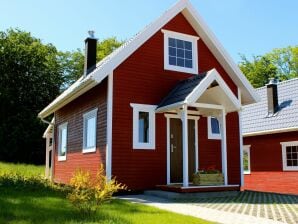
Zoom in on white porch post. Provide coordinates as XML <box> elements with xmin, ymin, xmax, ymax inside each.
<box><xmin>181</xmin><ymin>105</ymin><xmax>189</xmax><ymax>187</ymax></box>
<box><xmin>220</xmin><ymin>109</ymin><xmax>228</xmax><ymax>185</ymax></box>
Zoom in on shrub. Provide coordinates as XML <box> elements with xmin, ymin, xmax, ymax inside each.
<box><xmin>67</xmin><ymin>164</ymin><xmax>126</xmax><ymax>215</ymax></box>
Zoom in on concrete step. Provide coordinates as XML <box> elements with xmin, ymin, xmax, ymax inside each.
<box><xmin>144</xmin><ymin>190</ymin><xmax>239</xmax><ymax>200</ymax></box>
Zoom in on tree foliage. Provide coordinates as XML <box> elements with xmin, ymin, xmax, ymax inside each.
<box><xmin>239</xmin><ymin>46</ymin><xmax>298</xmax><ymax>88</ymax></box>
<box><xmin>0</xmin><ymin>29</ymin><xmax>123</xmax><ymax>164</ymax></box>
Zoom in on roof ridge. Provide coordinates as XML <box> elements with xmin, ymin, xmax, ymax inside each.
<box><xmin>256</xmin><ymin>77</ymin><xmax>298</xmax><ymax>90</ymax></box>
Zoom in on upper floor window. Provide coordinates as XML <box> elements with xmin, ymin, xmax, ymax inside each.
<box><xmin>162</xmin><ymin>29</ymin><xmax>199</xmax><ymax>74</ymax></box>
<box><xmin>281</xmin><ymin>141</ymin><xmax>298</xmax><ymax>171</ymax></box>
<box><xmin>58</xmin><ymin>122</ymin><xmax>68</xmax><ymax>161</ymax></box>
<box><xmin>207</xmin><ymin>116</ymin><xmax>221</xmax><ymax>140</ymax></box>
<box><xmin>83</xmin><ymin>108</ymin><xmax>98</xmax><ymax>153</ymax></box>
<box><xmin>130</xmin><ymin>103</ymin><xmax>157</xmax><ymax>150</ymax></box>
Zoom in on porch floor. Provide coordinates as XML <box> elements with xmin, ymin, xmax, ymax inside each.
<box><xmin>156</xmin><ymin>184</ymin><xmax>240</xmax><ymax>193</ymax></box>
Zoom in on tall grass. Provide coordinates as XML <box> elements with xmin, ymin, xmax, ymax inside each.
<box><xmin>0</xmin><ymin>161</ymin><xmax>44</xmax><ymax>177</ymax></box>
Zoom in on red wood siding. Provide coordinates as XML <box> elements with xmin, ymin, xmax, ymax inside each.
<box><xmin>112</xmin><ymin>13</ymin><xmax>241</xmax><ymax>190</ymax></box>
<box><xmin>244</xmin><ymin>131</ymin><xmax>298</xmax><ymax>195</ymax></box>
<box><xmin>53</xmin><ymin>79</ymin><xmax>107</xmax><ymax>184</ymax></box>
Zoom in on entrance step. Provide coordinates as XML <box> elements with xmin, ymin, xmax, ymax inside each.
<box><xmin>144</xmin><ymin>190</ymin><xmax>239</xmax><ymax>200</ymax></box>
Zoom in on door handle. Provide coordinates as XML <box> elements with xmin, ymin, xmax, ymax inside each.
<box><xmin>171</xmin><ymin>144</ymin><xmax>176</xmax><ymax>153</ymax></box>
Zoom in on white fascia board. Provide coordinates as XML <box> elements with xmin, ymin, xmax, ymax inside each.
<box><xmin>185</xmin><ymin>69</ymin><xmax>240</xmax><ymax>110</ymax></box>
<box><xmin>182</xmin><ymin>2</ymin><xmax>260</xmax><ymax>105</ymax></box>
<box><xmin>243</xmin><ymin>126</ymin><xmax>298</xmax><ymax>137</ymax></box>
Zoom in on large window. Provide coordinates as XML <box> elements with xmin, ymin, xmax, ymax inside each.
<box><xmin>243</xmin><ymin>145</ymin><xmax>251</xmax><ymax>174</ymax></box>
<box><xmin>58</xmin><ymin>122</ymin><xmax>68</xmax><ymax>161</ymax></box>
<box><xmin>83</xmin><ymin>108</ymin><xmax>98</xmax><ymax>153</ymax></box>
<box><xmin>162</xmin><ymin>29</ymin><xmax>198</xmax><ymax>74</ymax></box>
<box><xmin>207</xmin><ymin>116</ymin><xmax>221</xmax><ymax>140</ymax></box>
<box><xmin>131</xmin><ymin>103</ymin><xmax>156</xmax><ymax>149</ymax></box>
<box><xmin>281</xmin><ymin>141</ymin><xmax>298</xmax><ymax>171</ymax></box>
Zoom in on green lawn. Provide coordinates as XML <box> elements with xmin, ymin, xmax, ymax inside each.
<box><xmin>0</xmin><ymin>162</ymin><xmax>213</xmax><ymax>224</ymax></box>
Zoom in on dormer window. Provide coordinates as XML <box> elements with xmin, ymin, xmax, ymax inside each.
<box><xmin>162</xmin><ymin>29</ymin><xmax>199</xmax><ymax>74</ymax></box>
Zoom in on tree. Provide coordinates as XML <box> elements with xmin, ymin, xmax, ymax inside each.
<box><xmin>61</xmin><ymin>37</ymin><xmax>123</xmax><ymax>88</ymax></box>
<box><xmin>0</xmin><ymin>29</ymin><xmax>64</xmax><ymax>164</ymax></box>
<box><xmin>239</xmin><ymin>46</ymin><xmax>298</xmax><ymax>88</ymax></box>
<box><xmin>239</xmin><ymin>55</ymin><xmax>277</xmax><ymax>88</ymax></box>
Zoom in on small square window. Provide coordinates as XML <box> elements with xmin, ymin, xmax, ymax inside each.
<box><xmin>138</xmin><ymin>112</ymin><xmax>149</xmax><ymax>143</ymax></box>
<box><xmin>163</xmin><ymin>30</ymin><xmax>198</xmax><ymax>74</ymax></box>
<box><xmin>208</xmin><ymin>116</ymin><xmax>221</xmax><ymax>140</ymax></box>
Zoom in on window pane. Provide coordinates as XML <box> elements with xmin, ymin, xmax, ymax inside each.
<box><xmin>184</xmin><ymin>41</ymin><xmax>192</xmax><ymax>50</ymax></box>
<box><xmin>177</xmin><ymin>58</ymin><xmax>184</xmax><ymax>67</ymax></box>
<box><xmin>169</xmin><ymin>47</ymin><xmax>176</xmax><ymax>56</ymax></box>
<box><xmin>86</xmin><ymin>117</ymin><xmax>96</xmax><ymax>148</ymax></box>
<box><xmin>286</xmin><ymin>146</ymin><xmax>298</xmax><ymax>167</ymax></box>
<box><xmin>287</xmin><ymin>160</ymin><xmax>293</xmax><ymax>166</ymax></box>
<box><xmin>139</xmin><ymin>112</ymin><xmax>149</xmax><ymax>143</ymax></box>
<box><xmin>185</xmin><ymin>59</ymin><xmax>193</xmax><ymax>68</ymax></box>
<box><xmin>60</xmin><ymin>127</ymin><xmax>67</xmax><ymax>156</ymax></box>
<box><xmin>211</xmin><ymin>117</ymin><xmax>220</xmax><ymax>134</ymax></box>
<box><xmin>177</xmin><ymin>39</ymin><xmax>183</xmax><ymax>48</ymax></box>
<box><xmin>169</xmin><ymin>38</ymin><xmax>176</xmax><ymax>47</ymax></box>
<box><xmin>185</xmin><ymin>50</ymin><xmax>192</xmax><ymax>59</ymax></box>
<box><xmin>169</xmin><ymin>56</ymin><xmax>176</xmax><ymax>65</ymax></box>
<box><xmin>177</xmin><ymin>49</ymin><xmax>184</xmax><ymax>58</ymax></box>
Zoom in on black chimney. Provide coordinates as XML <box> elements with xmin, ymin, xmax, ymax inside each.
<box><xmin>267</xmin><ymin>78</ymin><xmax>279</xmax><ymax>115</ymax></box>
<box><xmin>84</xmin><ymin>31</ymin><xmax>97</xmax><ymax>76</ymax></box>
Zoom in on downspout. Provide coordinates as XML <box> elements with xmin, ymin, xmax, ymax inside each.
<box><xmin>238</xmin><ymin>88</ymin><xmax>244</xmax><ymax>188</ymax></box>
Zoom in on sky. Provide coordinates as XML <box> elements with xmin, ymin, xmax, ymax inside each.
<box><xmin>1</xmin><ymin>0</ymin><xmax>297</xmax><ymax>62</ymax></box>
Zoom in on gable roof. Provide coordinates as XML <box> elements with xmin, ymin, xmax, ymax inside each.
<box><xmin>38</xmin><ymin>0</ymin><xmax>259</xmax><ymax>119</ymax></box>
<box><xmin>242</xmin><ymin>78</ymin><xmax>298</xmax><ymax>136</ymax></box>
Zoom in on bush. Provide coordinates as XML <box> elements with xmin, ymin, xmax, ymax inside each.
<box><xmin>67</xmin><ymin>164</ymin><xmax>126</xmax><ymax>215</ymax></box>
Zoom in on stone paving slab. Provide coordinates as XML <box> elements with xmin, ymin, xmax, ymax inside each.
<box><xmin>118</xmin><ymin>192</ymin><xmax>297</xmax><ymax>224</ymax></box>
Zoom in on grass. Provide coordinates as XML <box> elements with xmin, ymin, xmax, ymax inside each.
<box><xmin>0</xmin><ymin>162</ymin><xmax>213</xmax><ymax>224</ymax></box>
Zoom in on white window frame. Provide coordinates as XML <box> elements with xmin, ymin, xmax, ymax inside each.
<box><xmin>82</xmin><ymin>108</ymin><xmax>98</xmax><ymax>153</ymax></box>
<box><xmin>281</xmin><ymin>141</ymin><xmax>298</xmax><ymax>171</ymax></box>
<box><xmin>207</xmin><ymin>116</ymin><xmax>221</xmax><ymax>140</ymax></box>
<box><xmin>130</xmin><ymin>103</ymin><xmax>157</xmax><ymax>150</ymax></box>
<box><xmin>58</xmin><ymin>122</ymin><xmax>68</xmax><ymax>161</ymax></box>
<box><xmin>243</xmin><ymin>145</ymin><xmax>251</xmax><ymax>174</ymax></box>
<box><xmin>162</xmin><ymin>29</ymin><xmax>199</xmax><ymax>74</ymax></box>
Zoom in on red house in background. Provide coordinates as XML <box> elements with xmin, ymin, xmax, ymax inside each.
<box><xmin>39</xmin><ymin>0</ymin><xmax>259</xmax><ymax>192</ymax></box>
<box><xmin>242</xmin><ymin>78</ymin><xmax>298</xmax><ymax>195</ymax></box>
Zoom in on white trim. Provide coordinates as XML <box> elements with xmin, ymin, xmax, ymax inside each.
<box><xmin>130</xmin><ymin>103</ymin><xmax>157</xmax><ymax>150</ymax></box>
<box><xmin>162</xmin><ymin>29</ymin><xmax>199</xmax><ymax>74</ymax></box>
<box><xmin>281</xmin><ymin>141</ymin><xmax>298</xmax><ymax>171</ymax></box>
<box><xmin>243</xmin><ymin>127</ymin><xmax>298</xmax><ymax>137</ymax></box>
<box><xmin>219</xmin><ymin>109</ymin><xmax>228</xmax><ymax>185</ymax></box>
<box><xmin>106</xmin><ymin>73</ymin><xmax>113</xmax><ymax>181</ymax></box>
<box><xmin>180</xmin><ymin>184</ymin><xmax>239</xmax><ymax>189</ymax></box>
<box><xmin>181</xmin><ymin>106</ymin><xmax>189</xmax><ymax>187</ymax></box>
<box><xmin>58</xmin><ymin>122</ymin><xmax>68</xmax><ymax>161</ymax></box>
<box><xmin>165</xmin><ymin>113</ymin><xmax>200</xmax><ymax>185</ymax></box>
<box><xmin>243</xmin><ymin>145</ymin><xmax>251</xmax><ymax>175</ymax></box>
<box><xmin>238</xmin><ymin>88</ymin><xmax>244</xmax><ymax>186</ymax></box>
<box><xmin>189</xmin><ymin>103</ymin><xmax>224</xmax><ymax>110</ymax></box>
<box><xmin>39</xmin><ymin>0</ymin><xmax>259</xmax><ymax>119</ymax></box>
<box><xmin>207</xmin><ymin>116</ymin><xmax>221</xmax><ymax>140</ymax></box>
<box><xmin>82</xmin><ymin>108</ymin><xmax>98</xmax><ymax>153</ymax></box>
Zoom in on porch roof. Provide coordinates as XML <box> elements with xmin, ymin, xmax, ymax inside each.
<box><xmin>157</xmin><ymin>72</ymin><xmax>207</xmax><ymax>109</ymax></box>
<box><xmin>156</xmin><ymin>69</ymin><xmax>241</xmax><ymax>114</ymax></box>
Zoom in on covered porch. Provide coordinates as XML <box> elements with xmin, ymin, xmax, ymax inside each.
<box><xmin>156</xmin><ymin>69</ymin><xmax>241</xmax><ymax>189</ymax></box>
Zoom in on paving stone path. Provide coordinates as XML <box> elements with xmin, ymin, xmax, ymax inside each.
<box><xmin>119</xmin><ymin>191</ymin><xmax>298</xmax><ymax>224</ymax></box>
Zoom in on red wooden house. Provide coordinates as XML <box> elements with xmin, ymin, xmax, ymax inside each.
<box><xmin>39</xmin><ymin>0</ymin><xmax>259</xmax><ymax>192</ymax></box>
<box><xmin>242</xmin><ymin>78</ymin><xmax>298</xmax><ymax>195</ymax></box>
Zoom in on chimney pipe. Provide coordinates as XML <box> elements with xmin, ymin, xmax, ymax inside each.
<box><xmin>84</xmin><ymin>31</ymin><xmax>97</xmax><ymax>76</ymax></box>
<box><xmin>266</xmin><ymin>78</ymin><xmax>279</xmax><ymax>115</ymax></box>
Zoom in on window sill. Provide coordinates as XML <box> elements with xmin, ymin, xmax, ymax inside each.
<box><xmin>282</xmin><ymin>168</ymin><xmax>298</xmax><ymax>171</ymax></box>
<box><xmin>164</xmin><ymin>64</ymin><xmax>198</xmax><ymax>74</ymax></box>
<box><xmin>58</xmin><ymin>156</ymin><xmax>66</xmax><ymax>161</ymax></box>
<box><xmin>244</xmin><ymin>171</ymin><xmax>251</xmax><ymax>175</ymax></box>
<box><xmin>133</xmin><ymin>143</ymin><xmax>155</xmax><ymax>150</ymax></box>
<box><xmin>83</xmin><ymin>147</ymin><xmax>96</xmax><ymax>153</ymax></box>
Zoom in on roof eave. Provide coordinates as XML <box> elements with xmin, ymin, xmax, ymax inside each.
<box><xmin>243</xmin><ymin>126</ymin><xmax>298</xmax><ymax>137</ymax></box>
